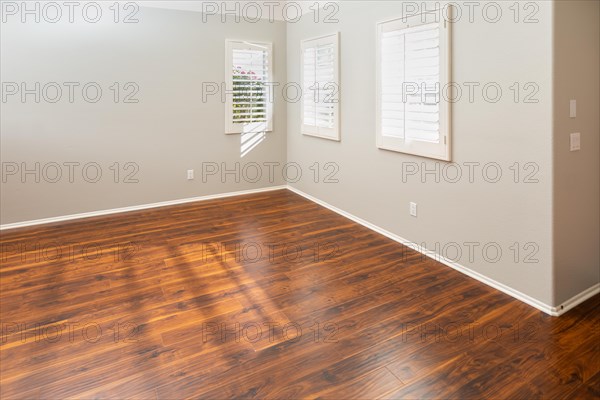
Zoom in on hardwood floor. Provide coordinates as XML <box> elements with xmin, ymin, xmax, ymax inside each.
<box><xmin>1</xmin><ymin>189</ymin><xmax>598</xmax><ymax>399</ymax></box>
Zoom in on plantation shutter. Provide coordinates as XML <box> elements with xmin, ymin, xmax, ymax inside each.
<box><xmin>302</xmin><ymin>46</ymin><xmax>317</xmax><ymax>127</ymax></box>
<box><xmin>225</xmin><ymin>40</ymin><xmax>273</xmax><ymax>134</ymax></box>
<box><xmin>381</xmin><ymin>23</ymin><xmax>440</xmax><ymax>142</ymax></box>
<box><xmin>301</xmin><ymin>33</ymin><xmax>340</xmax><ymax>141</ymax></box>
<box><xmin>376</xmin><ymin>10</ymin><xmax>451</xmax><ymax>161</ymax></box>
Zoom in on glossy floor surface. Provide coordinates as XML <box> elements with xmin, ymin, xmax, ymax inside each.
<box><xmin>1</xmin><ymin>190</ymin><xmax>599</xmax><ymax>399</ymax></box>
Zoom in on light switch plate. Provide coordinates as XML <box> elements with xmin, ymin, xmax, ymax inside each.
<box><xmin>570</xmin><ymin>132</ymin><xmax>580</xmax><ymax>151</ymax></box>
<box><xmin>570</xmin><ymin>100</ymin><xmax>576</xmax><ymax>118</ymax></box>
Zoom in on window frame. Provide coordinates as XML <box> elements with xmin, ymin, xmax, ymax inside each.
<box><xmin>375</xmin><ymin>9</ymin><xmax>452</xmax><ymax>161</ymax></box>
<box><xmin>225</xmin><ymin>39</ymin><xmax>273</xmax><ymax>135</ymax></box>
<box><xmin>300</xmin><ymin>32</ymin><xmax>341</xmax><ymax>141</ymax></box>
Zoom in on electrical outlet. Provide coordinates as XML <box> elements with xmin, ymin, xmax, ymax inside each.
<box><xmin>409</xmin><ymin>202</ymin><xmax>417</xmax><ymax>217</ymax></box>
<box><xmin>187</xmin><ymin>169</ymin><xmax>194</xmax><ymax>180</ymax></box>
<box><xmin>570</xmin><ymin>100</ymin><xmax>576</xmax><ymax>118</ymax></box>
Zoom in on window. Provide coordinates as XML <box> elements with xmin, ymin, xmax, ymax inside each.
<box><xmin>376</xmin><ymin>10</ymin><xmax>451</xmax><ymax>161</ymax></box>
<box><xmin>301</xmin><ymin>32</ymin><xmax>340</xmax><ymax>141</ymax></box>
<box><xmin>225</xmin><ymin>40</ymin><xmax>273</xmax><ymax>134</ymax></box>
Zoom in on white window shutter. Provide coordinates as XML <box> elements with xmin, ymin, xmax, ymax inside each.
<box><xmin>302</xmin><ymin>46</ymin><xmax>317</xmax><ymax>128</ymax></box>
<box><xmin>376</xmin><ymin>9</ymin><xmax>452</xmax><ymax>161</ymax></box>
<box><xmin>301</xmin><ymin>33</ymin><xmax>340</xmax><ymax>141</ymax></box>
<box><xmin>225</xmin><ymin>40</ymin><xmax>273</xmax><ymax>134</ymax></box>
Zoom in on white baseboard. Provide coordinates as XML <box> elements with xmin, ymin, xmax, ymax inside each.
<box><xmin>552</xmin><ymin>283</ymin><xmax>600</xmax><ymax>316</ymax></box>
<box><xmin>0</xmin><ymin>185</ymin><xmax>287</xmax><ymax>231</ymax></box>
<box><xmin>287</xmin><ymin>186</ymin><xmax>598</xmax><ymax>317</ymax></box>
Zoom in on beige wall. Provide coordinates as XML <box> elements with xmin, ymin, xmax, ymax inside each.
<box><xmin>287</xmin><ymin>1</ymin><xmax>556</xmax><ymax>306</ymax></box>
<box><xmin>1</xmin><ymin>5</ymin><xmax>287</xmax><ymax>224</ymax></box>
<box><xmin>553</xmin><ymin>0</ymin><xmax>600</xmax><ymax>305</ymax></box>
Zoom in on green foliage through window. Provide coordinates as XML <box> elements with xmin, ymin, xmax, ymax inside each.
<box><xmin>232</xmin><ymin>66</ymin><xmax>266</xmax><ymax>123</ymax></box>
